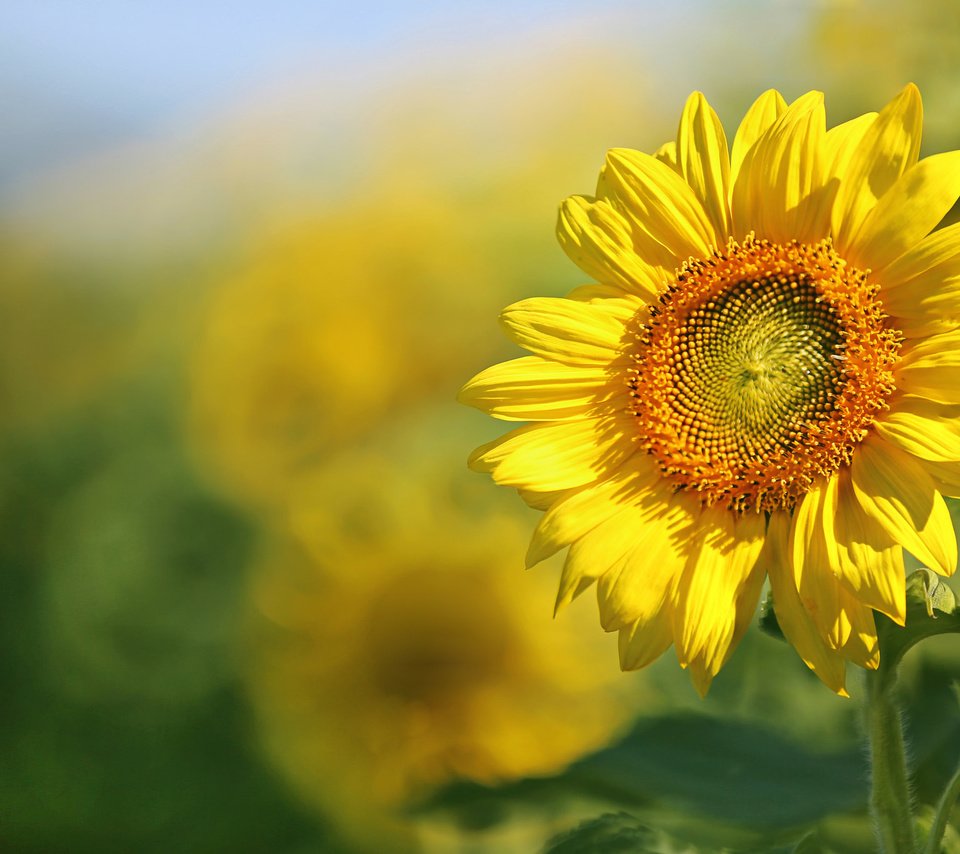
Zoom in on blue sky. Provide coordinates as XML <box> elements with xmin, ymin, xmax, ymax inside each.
<box><xmin>2</xmin><ymin>1</ymin><xmax>823</xmax><ymax>196</ymax></box>
<box><xmin>1</xmin><ymin>1</ymin><xmax>614</xmax><ymax>191</ymax></box>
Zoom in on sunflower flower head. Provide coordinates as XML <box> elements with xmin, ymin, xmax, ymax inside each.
<box><xmin>244</xmin><ymin>449</ymin><xmax>643</xmax><ymax>851</ymax></box>
<box><xmin>461</xmin><ymin>85</ymin><xmax>960</xmax><ymax>697</ymax></box>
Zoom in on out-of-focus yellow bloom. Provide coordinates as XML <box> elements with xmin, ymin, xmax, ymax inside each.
<box><xmin>187</xmin><ymin>201</ymin><xmax>496</xmax><ymax>509</ymax></box>
<box><xmin>244</xmin><ymin>451</ymin><xmax>642</xmax><ymax>852</ymax></box>
<box><xmin>187</xmin><ymin>219</ymin><xmax>397</xmax><ymax>506</ymax></box>
<box><xmin>462</xmin><ymin>85</ymin><xmax>960</xmax><ymax>697</ymax></box>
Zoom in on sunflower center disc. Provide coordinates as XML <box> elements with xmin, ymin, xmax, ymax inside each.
<box><xmin>628</xmin><ymin>237</ymin><xmax>900</xmax><ymax>512</ymax></box>
<box><xmin>677</xmin><ymin>276</ymin><xmax>843</xmax><ymax>459</ymax></box>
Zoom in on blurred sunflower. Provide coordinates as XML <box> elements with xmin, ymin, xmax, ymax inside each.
<box><xmin>244</xmin><ymin>451</ymin><xmax>642</xmax><ymax>852</ymax></box>
<box><xmin>187</xmin><ymin>202</ymin><xmax>495</xmax><ymax>509</ymax></box>
<box><xmin>461</xmin><ymin>85</ymin><xmax>960</xmax><ymax>696</ymax></box>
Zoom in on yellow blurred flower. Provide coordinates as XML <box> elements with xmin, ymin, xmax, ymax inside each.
<box><xmin>244</xmin><ymin>451</ymin><xmax>642</xmax><ymax>852</ymax></box>
<box><xmin>187</xmin><ymin>200</ymin><xmax>496</xmax><ymax>509</ymax></box>
<box><xmin>462</xmin><ymin>86</ymin><xmax>960</xmax><ymax>697</ymax></box>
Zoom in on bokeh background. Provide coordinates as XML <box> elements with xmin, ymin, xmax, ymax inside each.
<box><xmin>3</xmin><ymin>2</ymin><xmax>960</xmax><ymax>852</ymax></box>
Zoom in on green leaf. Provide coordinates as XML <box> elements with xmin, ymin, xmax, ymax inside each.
<box><xmin>543</xmin><ymin>814</ymin><xmax>832</xmax><ymax>854</ymax></box>
<box><xmin>418</xmin><ymin>711</ymin><xmax>867</xmax><ymax>848</ymax></box>
<box><xmin>876</xmin><ymin>569</ymin><xmax>960</xmax><ymax>689</ymax></box>
<box><xmin>569</xmin><ymin>713</ymin><xmax>865</xmax><ymax>829</ymax></box>
<box><xmin>543</xmin><ymin>812</ymin><xmax>710</xmax><ymax>854</ymax></box>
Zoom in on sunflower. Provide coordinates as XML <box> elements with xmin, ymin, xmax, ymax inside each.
<box><xmin>187</xmin><ymin>205</ymin><xmax>494</xmax><ymax>510</ymax></box>
<box><xmin>460</xmin><ymin>85</ymin><xmax>960</xmax><ymax>696</ymax></box>
<box><xmin>244</xmin><ymin>448</ymin><xmax>644</xmax><ymax>851</ymax></box>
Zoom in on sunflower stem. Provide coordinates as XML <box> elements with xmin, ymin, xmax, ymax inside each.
<box><xmin>922</xmin><ymin>760</ymin><xmax>960</xmax><ymax>854</ymax></box>
<box><xmin>865</xmin><ymin>667</ymin><xmax>917</xmax><ymax>853</ymax></box>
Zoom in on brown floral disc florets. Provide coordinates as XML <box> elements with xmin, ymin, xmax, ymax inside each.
<box><xmin>627</xmin><ymin>236</ymin><xmax>901</xmax><ymax>513</ymax></box>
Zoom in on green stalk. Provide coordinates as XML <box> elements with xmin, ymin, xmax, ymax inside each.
<box><xmin>865</xmin><ymin>667</ymin><xmax>916</xmax><ymax>853</ymax></box>
<box><xmin>923</xmin><ymin>761</ymin><xmax>960</xmax><ymax>854</ymax></box>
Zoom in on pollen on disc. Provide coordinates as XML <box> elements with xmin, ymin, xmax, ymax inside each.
<box><xmin>629</xmin><ymin>236</ymin><xmax>900</xmax><ymax>512</ymax></box>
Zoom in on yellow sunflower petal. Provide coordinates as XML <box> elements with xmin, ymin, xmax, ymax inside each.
<box><xmin>691</xmin><ymin>548</ymin><xmax>767</xmax><ymax>695</ymax></box>
<box><xmin>761</xmin><ymin>91</ymin><xmax>830</xmax><ymax>242</ymax></box>
<box><xmin>878</xmin><ymin>220</ymin><xmax>960</xmax><ymax>286</ymax></box>
<box><xmin>834</xmin><ymin>469</ymin><xmax>906</xmax><ymax>624</ymax></box>
<box><xmin>730</xmin><ymin>89</ymin><xmax>787</xmax><ymax>190</ymax></box>
<box><xmin>554</xmin><ymin>550</ymin><xmax>601</xmax><ymax>613</ymax></box>
<box><xmin>526</xmin><ymin>457</ymin><xmax>660</xmax><ymax>568</ymax></box>
<box><xmin>516</xmin><ymin>487</ymin><xmax>565</xmax><ymax>511</ymax></box>
<box><xmin>555</xmin><ymin>504</ymin><xmax>648</xmax><ymax>612</ymax></box>
<box><xmin>918</xmin><ymin>459</ymin><xmax>960</xmax><ymax>499</ymax></box>
<box><xmin>851</xmin><ymin>434</ymin><xmax>958</xmax><ymax>576</ymax></box>
<box><xmin>848</xmin><ymin>151</ymin><xmax>960</xmax><ymax>271</ymax></box>
<box><xmin>879</xmin><ymin>225</ymin><xmax>960</xmax><ymax>336</ymax></box>
<box><xmin>556</xmin><ymin>480</ymin><xmax>688</xmax><ymax>614</ymax></box>
<box><xmin>897</xmin><ymin>329</ymin><xmax>960</xmax><ymax>404</ymax></box>
<box><xmin>673</xmin><ymin>506</ymin><xmax>765</xmax><ymax>692</ymax></box>
<box><xmin>895</xmin><ymin>374</ymin><xmax>960</xmax><ymax>405</ymax></box>
<box><xmin>882</xmin><ymin>290</ymin><xmax>960</xmax><ymax>341</ymax></box>
<box><xmin>873</xmin><ymin>396</ymin><xmax>960</xmax><ymax>462</ymax></box>
<box><xmin>790</xmin><ymin>476</ymin><xmax>851</xmax><ymax>649</ymax></box>
<box><xmin>556</xmin><ymin>196</ymin><xmax>665</xmax><ymax>301</ymax></box>
<box><xmin>459</xmin><ymin>356</ymin><xmax>620</xmax><ymax>422</ymax></box>
<box><xmin>822</xmin><ymin>112</ymin><xmax>876</xmax><ymax>187</ymax></box>
<box><xmin>733</xmin><ymin>91</ymin><xmax>829</xmax><ymax>243</ymax></box>
<box><xmin>832</xmin><ymin>83</ymin><xmax>923</xmax><ymax>255</ymax></box>
<box><xmin>891</xmin><ymin>315</ymin><xmax>960</xmax><ymax>343</ymax></box>
<box><xmin>836</xmin><ymin>594</ymin><xmax>881</xmax><ymax>670</ymax></box>
<box><xmin>565</xmin><ymin>284</ymin><xmax>646</xmax><ymax>317</ymax></box>
<box><xmin>653</xmin><ymin>140</ymin><xmax>678</xmax><ymax>171</ymax></box>
<box><xmin>790</xmin><ymin>477</ymin><xmax>836</xmax><ymax>586</ymax></box>
<box><xmin>594</xmin><ymin>169</ymin><xmax>681</xmax><ymax>273</ymax></box>
<box><xmin>728</xmin><ymin>557</ymin><xmax>767</xmax><ymax>655</ymax></box>
<box><xmin>554</xmin><ymin>502</ymin><xmax>646</xmax><ymax>613</ymax></box>
<box><xmin>618</xmin><ymin>608</ymin><xmax>674</xmax><ymax>671</ymax></box>
<box><xmin>684</xmin><ymin>658</ymin><xmax>716</xmax><ymax>700</ymax></box>
<box><xmin>676</xmin><ymin>91</ymin><xmax>731</xmax><ymax>241</ymax></box>
<box><xmin>842</xmin><ymin>542</ymin><xmax>904</xmax><ymax>631</ymax></box>
<box><xmin>499</xmin><ymin>296</ymin><xmax>626</xmax><ymax>366</ymax></box>
<box><xmin>598</xmin><ymin>148</ymin><xmax>716</xmax><ymax>258</ymax></box>
<box><xmin>596</xmin><ymin>490</ymin><xmax>695</xmax><ymax>631</ymax></box>
<box><xmin>765</xmin><ymin>511</ymin><xmax>848</xmax><ymax>696</ymax></box>
<box><xmin>468</xmin><ymin>417</ymin><xmax>636</xmax><ymax>492</ymax></box>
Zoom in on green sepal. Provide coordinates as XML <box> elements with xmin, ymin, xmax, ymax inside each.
<box><xmin>875</xmin><ymin>568</ymin><xmax>960</xmax><ymax>690</ymax></box>
<box><xmin>758</xmin><ymin>592</ymin><xmax>786</xmax><ymax>641</ymax></box>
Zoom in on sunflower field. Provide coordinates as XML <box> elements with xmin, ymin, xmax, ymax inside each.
<box><xmin>3</xmin><ymin>3</ymin><xmax>960</xmax><ymax>853</ymax></box>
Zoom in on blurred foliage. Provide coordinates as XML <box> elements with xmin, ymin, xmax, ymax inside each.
<box><xmin>0</xmin><ymin>379</ymin><xmax>343</xmax><ymax>852</ymax></box>
<box><xmin>4</xmin><ymin>5</ymin><xmax>960</xmax><ymax>853</ymax></box>
<box><xmin>419</xmin><ymin>708</ymin><xmax>868</xmax><ymax>851</ymax></box>
<box><xmin>0</xmin><ymin>234</ymin><xmax>143</xmax><ymax>431</ymax></box>
<box><xmin>811</xmin><ymin>0</ymin><xmax>960</xmax><ymax>152</ymax></box>
<box><xmin>545</xmin><ymin>812</ymin><xmax>709</xmax><ymax>854</ymax></box>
